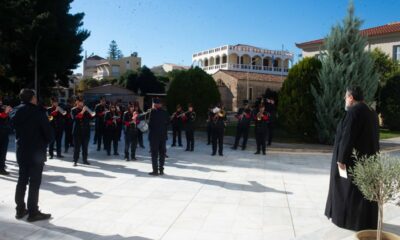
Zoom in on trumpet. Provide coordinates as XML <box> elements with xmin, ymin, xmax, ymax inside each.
<box><xmin>177</xmin><ymin>111</ymin><xmax>190</xmax><ymax>118</ymax></box>
<box><xmin>257</xmin><ymin>111</ymin><xmax>263</xmax><ymax>121</ymax></box>
<box><xmin>83</xmin><ymin>106</ymin><xmax>96</xmax><ymax>117</ymax></box>
<box><xmin>57</xmin><ymin>106</ymin><xmax>67</xmax><ymax>115</ymax></box>
<box><xmin>48</xmin><ymin>115</ymin><xmax>54</xmax><ymax>121</ymax></box>
<box><xmin>218</xmin><ymin>110</ymin><xmax>226</xmax><ymax>118</ymax></box>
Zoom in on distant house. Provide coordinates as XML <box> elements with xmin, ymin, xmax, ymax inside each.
<box><xmin>83</xmin><ymin>54</ymin><xmax>142</xmax><ymax>80</ymax></box>
<box><xmin>83</xmin><ymin>84</ymin><xmax>143</xmax><ymax>108</ymax></box>
<box><xmin>296</xmin><ymin>22</ymin><xmax>400</xmax><ymax>62</ymax></box>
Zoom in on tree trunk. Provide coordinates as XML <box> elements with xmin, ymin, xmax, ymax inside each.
<box><xmin>377</xmin><ymin>201</ymin><xmax>383</xmax><ymax>240</ymax></box>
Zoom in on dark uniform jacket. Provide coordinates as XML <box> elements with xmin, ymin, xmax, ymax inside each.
<box><xmin>183</xmin><ymin>111</ymin><xmax>196</xmax><ymax>131</ymax></box>
<box><xmin>0</xmin><ymin>105</ymin><xmax>11</xmax><ymax>134</ymax></box>
<box><xmin>9</xmin><ymin>103</ymin><xmax>54</xmax><ymax>164</ymax></box>
<box><xmin>104</xmin><ymin>111</ymin><xmax>122</xmax><ymax>136</ymax></box>
<box><xmin>123</xmin><ymin>111</ymin><xmax>138</xmax><ymax>133</ymax></box>
<box><xmin>171</xmin><ymin>110</ymin><xmax>184</xmax><ymax>129</ymax></box>
<box><xmin>236</xmin><ymin>108</ymin><xmax>252</xmax><ymax>127</ymax></box>
<box><xmin>94</xmin><ymin>104</ymin><xmax>106</xmax><ymax>126</ymax></box>
<box><xmin>325</xmin><ymin>102</ymin><xmax>380</xmax><ymax>231</ymax></box>
<box><xmin>254</xmin><ymin>111</ymin><xmax>269</xmax><ymax>130</ymax></box>
<box><xmin>47</xmin><ymin>106</ymin><xmax>65</xmax><ymax>131</ymax></box>
<box><xmin>148</xmin><ymin>108</ymin><xmax>169</xmax><ymax>142</ymax></box>
<box><xmin>71</xmin><ymin>107</ymin><xmax>93</xmax><ymax>135</ymax></box>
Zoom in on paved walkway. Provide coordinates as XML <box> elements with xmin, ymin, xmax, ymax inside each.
<box><xmin>0</xmin><ymin>133</ymin><xmax>399</xmax><ymax>240</ymax></box>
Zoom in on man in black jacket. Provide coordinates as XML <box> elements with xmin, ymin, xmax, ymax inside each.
<box><xmin>147</xmin><ymin>98</ymin><xmax>169</xmax><ymax>176</ymax></box>
<box><xmin>94</xmin><ymin>97</ymin><xmax>107</xmax><ymax>151</ymax></box>
<box><xmin>9</xmin><ymin>89</ymin><xmax>54</xmax><ymax>222</ymax></box>
<box><xmin>232</xmin><ymin>100</ymin><xmax>252</xmax><ymax>150</ymax></box>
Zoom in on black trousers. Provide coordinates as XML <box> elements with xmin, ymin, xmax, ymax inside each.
<box><xmin>172</xmin><ymin>126</ymin><xmax>182</xmax><ymax>146</ymax></box>
<box><xmin>185</xmin><ymin>130</ymin><xmax>194</xmax><ymax>150</ymax></box>
<box><xmin>95</xmin><ymin>123</ymin><xmax>104</xmax><ymax>150</ymax></box>
<box><xmin>137</xmin><ymin>130</ymin><xmax>144</xmax><ymax>147</ymax></box>
<box><xmin>255</xmin><ymin>129</ymin><xmax>267</xmax><ymax>153</ymax></box>
<box><xmin>73</xmin><ymin>130</ymin><xmax>90</xmax><ymax>163</ymax></box>
<box><xmin>49</xmin><ymin>128</ymin><xmax>63</xmax><ymax>157</ymax></box>
<box><xmin>150</xmin><ymin>139</ymin><xmax>166</xmax><ymax>172</ymax></box>
<box><xmin>267</xmin><ymin>123</ymin><xmax>273</xmax><ymax>145</ymax></box>
<box><xmin>233</xmin><ymin>125</ymin><xmax>249</xmax><ymax>149</ymax></box>
<box><xmin>207</xmin><ymin>123</ymin><xmax>212</xmax><ymax>144</ymax></box>
<box><xmin>212</xmin><ymin>128</ymin><xmax>224</xmax><ymax>155</ymax></box>
<box><xmin>15</xmin><ymin>159</ymin><xmax>44</xmax><ymax>215</ymax></box>
<box><xmin>64</xmin><ymin>123</ymin><xmax>73</xmax><ymax>151</ymax></box>
<box><xmin>0</xmin><ymin>130</ymin><xmax>8</xmax><ymax>169</ymax></box>
<box><xmin>124</xmin><ymin>130</ymin><xmax>137</xmax><ymax>159</ymax></box>
<box><xmin>104</xmin><ymin>129</ymin><xmax>119</xmax><ymax>155</ymax></box>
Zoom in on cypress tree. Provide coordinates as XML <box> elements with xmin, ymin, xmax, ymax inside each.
<box><xmin>311</xmin><ymin>1</ymin><xmax>379</xmax><ymax>144</ymax></box>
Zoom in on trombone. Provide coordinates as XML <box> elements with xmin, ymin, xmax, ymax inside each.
<box><xmin>83</xmin><ymin>106</ymin><xmax>96</xmax><ymax>117</ymax></box>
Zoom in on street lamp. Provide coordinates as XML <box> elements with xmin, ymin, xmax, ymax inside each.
<box><xmin>34</xmin><ymin>36</ymin><xmax>42</xmax><ymax>94</ymax></box>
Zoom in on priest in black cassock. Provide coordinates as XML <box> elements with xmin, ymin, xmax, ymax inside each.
<box><xmin>325</xmin><ymin>86</ymin><xmax>380</xmax><ymax>231</ymax></box>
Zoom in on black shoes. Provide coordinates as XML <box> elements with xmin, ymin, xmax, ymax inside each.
<box><xmin>254</xmin><ymin>151</ymin><xmax>260</xmax><ymax>155</ymax></box>
<box><xmin>56</xmin><ymin>155</ymin><xmax>64</xmax><ymax>159</ymax></box>
<box><xmin>159</xmin><ymin>169</ymin><xmax>164</xmax><ymax>175</ymax></box>
<box><xmin>219</xmin><ymin>153</ymin><xmax>223</xmax><ymax>156</ymax></box>
<box><xmin>15</xmin><ymin>209</ymin><xmax>28</xmax><ymax>219</ymax></box>
<box><xmin>27</xmin><ymin>211</ymin><xmax>51</xmax><ymax>222</ymax></box>
<box><xmin>49</xmin><ymin>156</ymin><xmax>53</xmax><ymax>159</ymax></box>
<box><xmin>211</xmin><ymin>153</ymin><xmax>216</xmax><ymax>156</ymax></box>
<box><xmin>114</xmin><ymin>152</ymin><xmax>119</xmax><ymax>156</ymax></box>
<box><xmin>148</xmin><ymin>172</ymin><xmax>159</xmax><ymax>176</ymax></box>
<box><xmin>73</xmin><ymin>162</ymin><xmax>78</xmax><ymax>167</ymax></box>
<box><xmin>231</xmin><ymin>146</ymin><xmax>237</xmax><ymax>150</ymax></box>
<box><xmin>185</xmin><ymin>149</ymin><xmax>190</xmax><ymax>151</ymax></box>
<box><xmin>139</xmin><ymin>145</ymin><xmax>145</xmax><ymax>149</ymax></box>
<box><xmin>83</xmin><ymin>161</ymin><xmax>91</xmax><ymax>165</ymax></box>
<box><xmin>131</xmin><ymin>157</ymin><xmax>137</xmax><ymax>161</ymax></box>
<box><xmin>263</xmin><ymin>152</ymin><xmax>266</xmax><ymax>155</ymax></box>
<box><xmin>0</xmin><ymin>169</ymin><xmax>10</xmax><ymax>175</ymax></box>
<box><xmin>171</xmin><ymin>144</ymin><xmax>176</xmax><ymax>147</ymax></box>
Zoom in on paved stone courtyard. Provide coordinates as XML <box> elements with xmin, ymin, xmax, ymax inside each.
<box><xmin>0</xmin><ymin>134</ymin><xmax>399</xmax><ymax>240</ymax></box>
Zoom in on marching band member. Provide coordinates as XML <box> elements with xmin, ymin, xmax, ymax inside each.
<box><xmin>254</xmin><ymin>104</ymin><xmax>269</xmax><ymax>155</ymax></box>
<box><xmin>104</xmin><ymin>104</ymin><xmax>122</xmax><ymax>156</ymax></box>
<box><xmin>123</xmin><ymin>104</ymin><xmax>138</xmax><ymax>161</ymax></box>
<box><xmin>47</xmin><ymin>97</ymin><xmax>67</xmax><ymax>159</ymax></box>
<box><xmin>0</xmin><ymin>96</ymin><xmax>12</xmax><ymax>175</ymax></box>
<box><xmin>171</xmin><ymin>104</ymin><xmax>184</xmax><ymax>147</ymax></box>
<box><xmin>232</xmin><ymin>100</ymin><xmax>252</xmax><ymax>150</ymax></box>
<box><xmin>71</xmin><ymin>97</ymin><xmax>95</xmax><ymax>166</ymax></box>
<box><xmin>146</xmin><ymin>98</ymin><xmax>169</xmax><ymax>176</ymax></box>
<box><xmin>64</xmin><ymin>98</ymin><xmax>74</xmax><ymax>153</ymax></box>
<box><xmin>94</xmin><ymin>97</ymin><xmax>107</xmax><ymax>151</ymax></box>
<box><xmin>211</xmin><ymin>106</ymin><xmax>226</xmax><ymax>156</ymax></box>
<box><xmin>183</xmin><ymin>104</ymin><xmax>196</xmax><ymax>151</ymax></box>
<box><xmin>206</xmin><ymin>105</ymin><xmax>214</xmax><ymax>145</ymax></box>
<box><xmin>133</xmin><ymin>102</ymin><xmax>145</xmax><ymax>148</ymax></box>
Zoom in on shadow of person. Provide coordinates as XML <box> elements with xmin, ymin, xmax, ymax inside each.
<box><xmin>0</xmin><ymin>218</ymin><xmax>153</xmax><ymax>240</ymax></box>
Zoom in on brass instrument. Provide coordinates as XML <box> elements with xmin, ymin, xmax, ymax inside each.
<box><xmin>83</xmin><ymin>106</ymin><xmax>96</xmax><ymax>117</ymax></box>
<box><xmin>139</xmin><ymin>109</ymin><xmax>152</xmax><ymax>117</ymax></box>
<box><xmin>57</xmin><ymin>106</ymin><xmax>67</xmax><ymax>115</ymax></box>
<box><xmin>48</xmin><ymin>115</ymin><xmax>54</xmax><ymax>121</ymax></box>
<box><xmin>218</xmin><ymin>110</ymin><xmax>226</xmax><ymax>118</ymax></box>
<box><xmin>257</xmin><ymin>111</ymin><xmax>263</xmax><ymax>121</ymax></box>
<box><xmin>177</xmin><ymin>111</ymin><xmax>190</xmax><ymax>118</ymax></box>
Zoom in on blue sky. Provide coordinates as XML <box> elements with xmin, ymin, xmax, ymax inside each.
<box><xmin>70</xmin><ymin>0</ymin><xmax>400</xmax><ymax>74</ymax></box>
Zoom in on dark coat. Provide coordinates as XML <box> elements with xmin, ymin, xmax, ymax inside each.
<box><xmin>325</xmin><ymin>102</ymin><xmax>379</xmax><ymax>231</ymax></box>
<box><xmin>184</xmin><ymin>111</ymin><xmax>196</xmax><ymax>131</ymax></box>
<box><xmin>148</xmin><ymin>108</ymin><xmax>169</xmax><ymax>143</ymax></box>
<box><xmin>71</xmin><ymin>107</ymin><xmax>93</xmax><ymax>136</ymax></box>
<box><xmin>47</xmin><ymin>106</ymin><xmax>65</xmax><ymax>131</ymax></box>
<box><xmin>9</xmin><ymin>103</ymin><xmax>54</xmax><ymax>164</ymax></box>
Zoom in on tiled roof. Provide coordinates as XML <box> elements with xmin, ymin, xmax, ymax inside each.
<box><xmin>216</xmin><ymin>70</ymin><xmax>285</xmax><ymax>82</ymax></box>
<box><xmin>296</xmin><ymin>22</ymin><xmax>400</xmax><ymax>48</ymax></box>
<box><xmin>86</xmin><ymin>55</ymin><xmax>105</xmax><ymax>60</ymax></box>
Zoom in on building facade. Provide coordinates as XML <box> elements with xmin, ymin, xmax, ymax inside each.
<box><xmin>192</xmin><ymin>44</ymin><xmax>294</xmax><ymax>75</ymax></box>
<box><xmin>83</xmin><ymin>54</ymin><xmax>142</xmax><ymax>80</ymax></box>
<box><xmin>212</xmin><ymin>70</ymin><xmax>284</xmax><ymax>111</ymax></box>
<box><xmin>296</xmin><ymin>22</ymin><xmax>400</xmax><ymax>62</ymax></box>
<box><xmin>192</xmin><ymin>44</ymin><xmax>293</xmax><ymax>111</ymax></box>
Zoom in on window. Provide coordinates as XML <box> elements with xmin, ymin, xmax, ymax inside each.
<box><xmin>249</xmin><ymin>87</ymin><xmax>253</xmax><ymax>100</ymax></box>
<box><xmin>111</xmin><ymin>66</ymin><xmax>120</xmax><ymax>76</ymax></box>
<box><xmin>394</xmin><ymin>45</ymin><xmax>400</xmax><ymax>62</ymax></box>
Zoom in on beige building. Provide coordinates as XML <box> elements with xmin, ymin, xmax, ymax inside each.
<box><xmin>296</xmin><ymin>22</ymin><xmax>400</xmax><ymax>61</ymax></box>
<box><xmin>83</xmin><ymin>54</ymin><xmax>141</xmax><ymax>80</ymax></box>
<box><xmin>212</xmin><ymin>70</ymin><xmax>284</xmax><ymax>111</ymax></box>
<box><xmin>93</xmin><ymin>54</ymin><xmax>141</xmax><ymax>80</ymax></box>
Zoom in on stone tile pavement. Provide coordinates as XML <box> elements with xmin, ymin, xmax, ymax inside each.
<box><xmin>0</xmin><ymin>133</ymin><xmax>399</xmax><ymax>240</ymax></box>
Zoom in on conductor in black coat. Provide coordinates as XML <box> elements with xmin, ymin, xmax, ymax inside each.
<box><xmin>147</xmin><ymin>98</ymin><xmax>169</xmax><ymax>176</ymax></box>
<box><xmin>9</xmin><ymin>89</ymin><xmax>54</xmax><ymax>222</ymax></box>
<box><xmin>325</xmin><ymin>86</ymin><xmax>380</xmax><ymax>231</ymax></box>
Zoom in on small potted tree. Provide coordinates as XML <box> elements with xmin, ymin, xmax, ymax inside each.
<box><xmin>350</xmin><ymin>152</ymin><xmax>400</xmax><ymax>240</ymax></box>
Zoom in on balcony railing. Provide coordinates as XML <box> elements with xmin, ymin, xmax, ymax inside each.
<box><xmin>200</xmin><ymin>63</ymin><xmax>289</xmax><ymax>74</ymax></box>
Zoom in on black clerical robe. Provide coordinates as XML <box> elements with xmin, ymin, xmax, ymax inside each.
<box><xmin>325</xmin><ymin>102</ymin><xmax>380</xmax><ymax>231</ymax></box>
